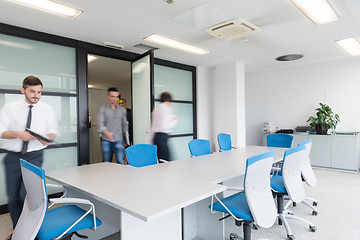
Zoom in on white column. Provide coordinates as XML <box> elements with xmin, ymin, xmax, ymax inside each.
<box><xmin>213</xmin><ymin>62</ymin><xmax>246</xmax><ymax>149</ymax></box>
<box><xmin>196</xmin><ymin>66</ymin><xmax>215</xmax><ymax>150</ymax></box>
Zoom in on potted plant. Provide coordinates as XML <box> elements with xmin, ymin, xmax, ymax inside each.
<box><xmin>307</xmin><ymin>103</ymin><xmax>340</xmax><ymax>135</ymax></box>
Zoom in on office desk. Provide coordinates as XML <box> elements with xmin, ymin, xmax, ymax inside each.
<box><xmin>46</xmin><ymin>146</ymin><xmax>285</xmax><ymax>240</ymax></box>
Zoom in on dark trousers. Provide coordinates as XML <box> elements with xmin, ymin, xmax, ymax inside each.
<box><xmin>153</xmin><ymin>132</ymin><xmax>170</xmax><ymax>161</ymax></box>
<box><xmin>4</xmin><ymin>150</ymin><xmax>43</xmax><ymax>229</ymax></box>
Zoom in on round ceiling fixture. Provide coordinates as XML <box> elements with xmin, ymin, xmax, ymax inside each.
<box><xmin>275</xmin><ymin>54</ymin><xmax>304</xmax><ymax>62</ymax></box>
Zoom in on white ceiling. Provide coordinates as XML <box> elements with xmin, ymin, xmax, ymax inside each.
<box><xmin>1</xmin><ymin>0</ymin><xmax>360</xmax><ymax>75</ymax></box>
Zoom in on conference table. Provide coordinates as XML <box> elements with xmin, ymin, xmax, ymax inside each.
<box><xmin>46</xmin><ymin>146</ymin><xmax>286</xmax><ymax>240</ymax></box>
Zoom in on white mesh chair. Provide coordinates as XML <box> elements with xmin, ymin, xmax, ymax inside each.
<box><xmin>210</xmin><ymin>151</ymin><xmax>277</xmax><ymax>240</ymax></box>
<box><xmin>271</xmin><ymin>146</ymin><xmax>316</xmax><ymax>240</ymax></box>
<box><xmin>12</xmin><ymin>159</ymin><xmax>102</xmax><ymax>240</ymax></box>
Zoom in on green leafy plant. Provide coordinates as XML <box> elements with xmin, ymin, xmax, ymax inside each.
<box><xmin>307</xmin><ymin>103</ymin><xmax>340</xmax><ymax>133</ymax></box>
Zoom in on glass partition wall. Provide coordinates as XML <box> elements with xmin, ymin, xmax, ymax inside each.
<box><xmin>154</xmin><ymin>62</ymin><xmax>196</xmax><ymax>160</ymax></box>
<box><xmin>0</xmin><ymin>33</ymin><xmax>78</xmax><ymax>206</ymax></box>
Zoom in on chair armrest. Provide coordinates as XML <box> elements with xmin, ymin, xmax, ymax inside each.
<box><xmin>49</xmin><ymin>197</ymin><xmax>92</xmax><ymax>205</ymax></box>
<box><xmin>46</xmin><ymin>184</ymin><xmax>67</xmax><ymax>208</ymax></box>
<box><xmin>226</xmin><ymin>186</ymin><xmax>244</xmax><ymax>192</ymax></box>
<box><xmin>158</xmin><ymin>159</ymin><xmax>168</xmax><ymax>163</ymax></box>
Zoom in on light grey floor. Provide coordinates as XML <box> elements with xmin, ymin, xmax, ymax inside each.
<box><xmin>1</xmin><ymin>168</ymin><xmax>359</xmax><ymax>240</ymax></box>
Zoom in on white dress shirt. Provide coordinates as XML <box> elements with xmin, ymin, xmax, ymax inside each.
<box><xmin>0</xmin><ymin>98</ymin><xmax>58</xmax><ymax>152</ymax></box>
<box><xmin>150</xmin><ymin>103</ymin><xmax>178</xmax><ymax>134</ymax></box>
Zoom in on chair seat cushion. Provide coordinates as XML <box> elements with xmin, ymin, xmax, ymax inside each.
<box><xmin>36</xmin><ymin>205</ymin><xmax>102</xmax><ymax>240</ymax></box>
<box><xmin>210</xmin><ymin>192</ymin><xmax>253</xmax><ymax>222</ymax></box>
<box><xmin>270</xmin><ymin>175</ymin><xmax>287</xmax><ymax>193</ymax></box>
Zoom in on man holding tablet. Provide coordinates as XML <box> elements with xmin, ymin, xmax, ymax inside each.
<box><xmin>0</xmin><ymin>75</ymin><xmax>58</xmax><ymax>230</ymax></box>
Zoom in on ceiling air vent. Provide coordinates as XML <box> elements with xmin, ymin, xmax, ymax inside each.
<box><xmin>203</xmin><ymin>18</ymin><xmax>261</xmax><ymax>40</ymax></box>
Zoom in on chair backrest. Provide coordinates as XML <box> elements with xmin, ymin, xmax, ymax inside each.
<box><xmin>298</xmin><ymin>139</ymin><xmax>317</xmax><ymax>187</ymax></box>
<box><xmin>125</xmin><ymin>144</ymin><xmax>158</xmax><ymax>167</ymax></box>
<box><xmin>281</xmin><ymin>146</ymin><xmax>306</xmax><ymax>203</ymax></box>
<box><xmin>267</xmin><ymin>133</ymin><xmax>293</xmax><ymax>148</ymax></box>
<box><xmin>244</xmin><ymin>151</ymin><xmax>277</xmax><ymax>228</ymax></box>
<box><xmin>217</xmin><ymin>133</ymin><xmax>232</xmax><ymax>151</ymax></box>
<box><xmin>12</xmin><ymin>159</ymin><xmax>48</xmax><ymax>240</ymax></box>
<box><xmin>188</xmin><ymin>139</ymin><xmax>211</xmax><ymax>157</ymax></box>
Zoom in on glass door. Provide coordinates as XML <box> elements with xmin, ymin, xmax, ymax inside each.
<box><xmin>131</xmin><ymin>51</ymin><xmax>154</xmax><ymax>144</ymax></box>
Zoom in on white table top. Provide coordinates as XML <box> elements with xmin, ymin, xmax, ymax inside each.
<box><xmin>46</xmin><ymin>145</ymin><xmax>285</xmax><ymax>222</ymax></box>
<box><xmin>46</xmin><ymin>162</ymin><xmax>225</xmax><ymax>222</ymax></box>
<box><xmin>145</xmin><ymin>145</ymin><xmax>286</xmax><ymax>184</ymax></box>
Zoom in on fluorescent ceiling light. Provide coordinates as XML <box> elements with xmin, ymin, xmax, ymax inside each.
<box><xmin>102</xmin><ymin>41</ymin><xmax>124</xmax><ymax>50</ymax></box>
<box><xmin>336</xmin><ymin>38</ymin><xmax>360</xmax><ymax>56</ymax></box>
<box><xmin>7</xmin><ymin>0</ymin><xmax>83</xmax><ymax>18</ymax></box>
<box><xmin>88</xmin><ymin>84</ymin><xmax>94</xmax><ymax>88</ymax></box>
<box><xmin>291</xmin><ymin>0</ymin><xmax>338</xmax><ymax>25</ymax></box>
<box><xmin>144</xmin><ymin>34</ymin><xmax>209</xmax><ymax>55</ymax></box>
<box><xmin>87</xmin><ymin>55</ymin><xmax>97</xmax><ymax>62</ymax></box>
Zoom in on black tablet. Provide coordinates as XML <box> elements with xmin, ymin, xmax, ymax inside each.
<box><xmin>26</xmin><ymin>128</ymin><xmax>53</xmax><ymax>143</ymax></box>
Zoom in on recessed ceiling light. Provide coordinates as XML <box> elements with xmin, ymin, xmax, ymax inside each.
<box><xmin>144</xmin><ymin>34</ymin><xmax>209</xmax><ymax>55</ymax></box>
<box><xmin>7</xmin><ymin>0</ymin><xmax>83</xmax><ymax>18</ymax></box>
<box><xmin>291</xmin><ymin>0</ymin><xmax>338</xmax><ymax>25</ymax></box>
<box><xmin>87</xmin><ymin>55</ymin><xmax>97</xmax><ymax>62</ymax></box>
<box><xmin>336</xmin><ymin>38</ymin><xmax>360</xmax><ymax>56</ymax></box>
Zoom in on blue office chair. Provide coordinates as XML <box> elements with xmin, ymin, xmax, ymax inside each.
<box><xmin>267</xmin><ymin>133</ymin><xmax>293</xmax><ymax>148</ymax></box>
<box><xmin>12</xmin><ymin>159</ymin><xmax>102</xmax><ymax>240</ymax></box>
<box><xmin>210</xmin><ymin>151</ymin><xmax>277</xmax><ymax>240</ymax></box>
<box><xmin>270</xmin><ymin>146</ymin><xmax>316</xmax><ymax>240</ymax></box>
<box><xmin>125</xmin><ymin>144</ymin><xmax>159</xmax><ymax>167</ymax></box>
<box><xmin>188</xmin><ymin>139</ymin><xmax>211</xmax><ymax>157</ymax></box>
<box><xmin>285</xmin><ymin>139</ymin><xmax>318</xmax><ymax>215</ymax></box>
<box><xmin>217</xmin><ymin>133</ymin><xmax>236</xmax><ymax>151</ymax></box>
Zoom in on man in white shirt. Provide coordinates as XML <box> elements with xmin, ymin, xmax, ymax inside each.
<box><xmin>0</xmin><ymin>75</ymin><xmax>57</xmax><ymax>229</ymax></box>
<box><xmin>150</xmin><ymin>92</ymin><xmax>178</xmax><ymax>161</ymax></box>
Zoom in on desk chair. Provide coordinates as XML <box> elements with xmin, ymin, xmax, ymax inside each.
<box><xmin>217</xmin><ymin>133</ymin><xmax>236</xmax><ymax>151</ymax></box>
<box><xmin>285</xmin><ymin>139</ymin><xmax>318</xmax><ymax>215</ymax></box>
<box><xmin>210</xmin><ymin>151</ymin><xmax>277</xmax><ymax>240</ymax></box>
<box><xmin>267</xmin><ymin>133</ymin><xmax>293</xmax><ymax>176</ymax></box>
<box><xmin>12</xmin><ymin>159</ymin><xmax>101</xmax><ymax>240</ymax></box>
<box><xmin>125</xmin><ymin>144</ymin><xmax>160</xmax><ymax>167</ymax></box>
<box><xmin>188</xmin><ymin>139</ymin><xmax>211</xmax><ymax>157</ymax></box>
<box><xmin>267</xmin><ymin>133</ymin><xmax>293</xmax><ymax>148</ymax></box>
<box><xmin>270</xmin><ymin>146</ymin><xmax>316</xmax><ymax>240</ymax></box>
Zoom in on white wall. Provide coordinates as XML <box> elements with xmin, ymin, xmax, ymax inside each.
<box><xmin>246</xmin><ymin>57</ymin><xmax>360</xmax><ymax>145</ymax></box>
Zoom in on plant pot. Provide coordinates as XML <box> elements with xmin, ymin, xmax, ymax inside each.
<box><xmin>315</xmin><ymin>124</ymin><xmax>328</xmax><ymax>135</ymax></box>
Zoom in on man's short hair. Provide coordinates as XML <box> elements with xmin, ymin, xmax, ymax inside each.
<box><xmin>108</xmin><ymin>87</ymin><xmax>118</xmax><ymax>93</ymax></box>
<box><xmin>22</xmin><ymin>75</ymin><xmax>43</xmax><ymax>89</ymax></box>
<box><xmin>160</xmin><ymin>92</ymin><xmax>172</xmax><ymax>102</ymax></box>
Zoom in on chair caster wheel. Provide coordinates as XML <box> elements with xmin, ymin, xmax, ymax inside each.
<box><xmin>309</xmin><ymin>226</ymin><xmax>317</xmax><ymax>232</ymax></box>
<box><xmin>252</xmin><ymin>224</ymin><xmax>259</xmax><ymax>230</ymax></box>
<box><xmin>230</xmin><ymin>233</ymin><xmax>241</xmax><ymax>240</ymax></box>
<box><xmin>287</xmin><ymin>235</ymin><xmax>295</xmax><ymax>240</ymax></box>
<box><xmin>313</xmin><ymin>201</ymin><xmax>318</xmax><ymax>206</ymax></box>
<box><xmin>292</xmin><ymin>202</ymin><xmax>297</xmax><ymax>207</ymax></box>
<box><xmin>312</xmin><ymin>211</ymin><xmax>318</xmax><ymax>216</ymax></box>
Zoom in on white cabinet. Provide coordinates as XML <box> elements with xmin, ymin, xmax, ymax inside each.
<box><xmin>331</xmin><ymin>135</ymin><xmax>360</xmax><ymax>171</ymax></box>
<box><xmin>263</xmin><ymin>133</ymin><xmax>360</xmax><ymax>172</ymax></box>
<box><xmin>296</xmin><ymin>133</ymin><xmax>360</xmax><ymax>172</ymax></box>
